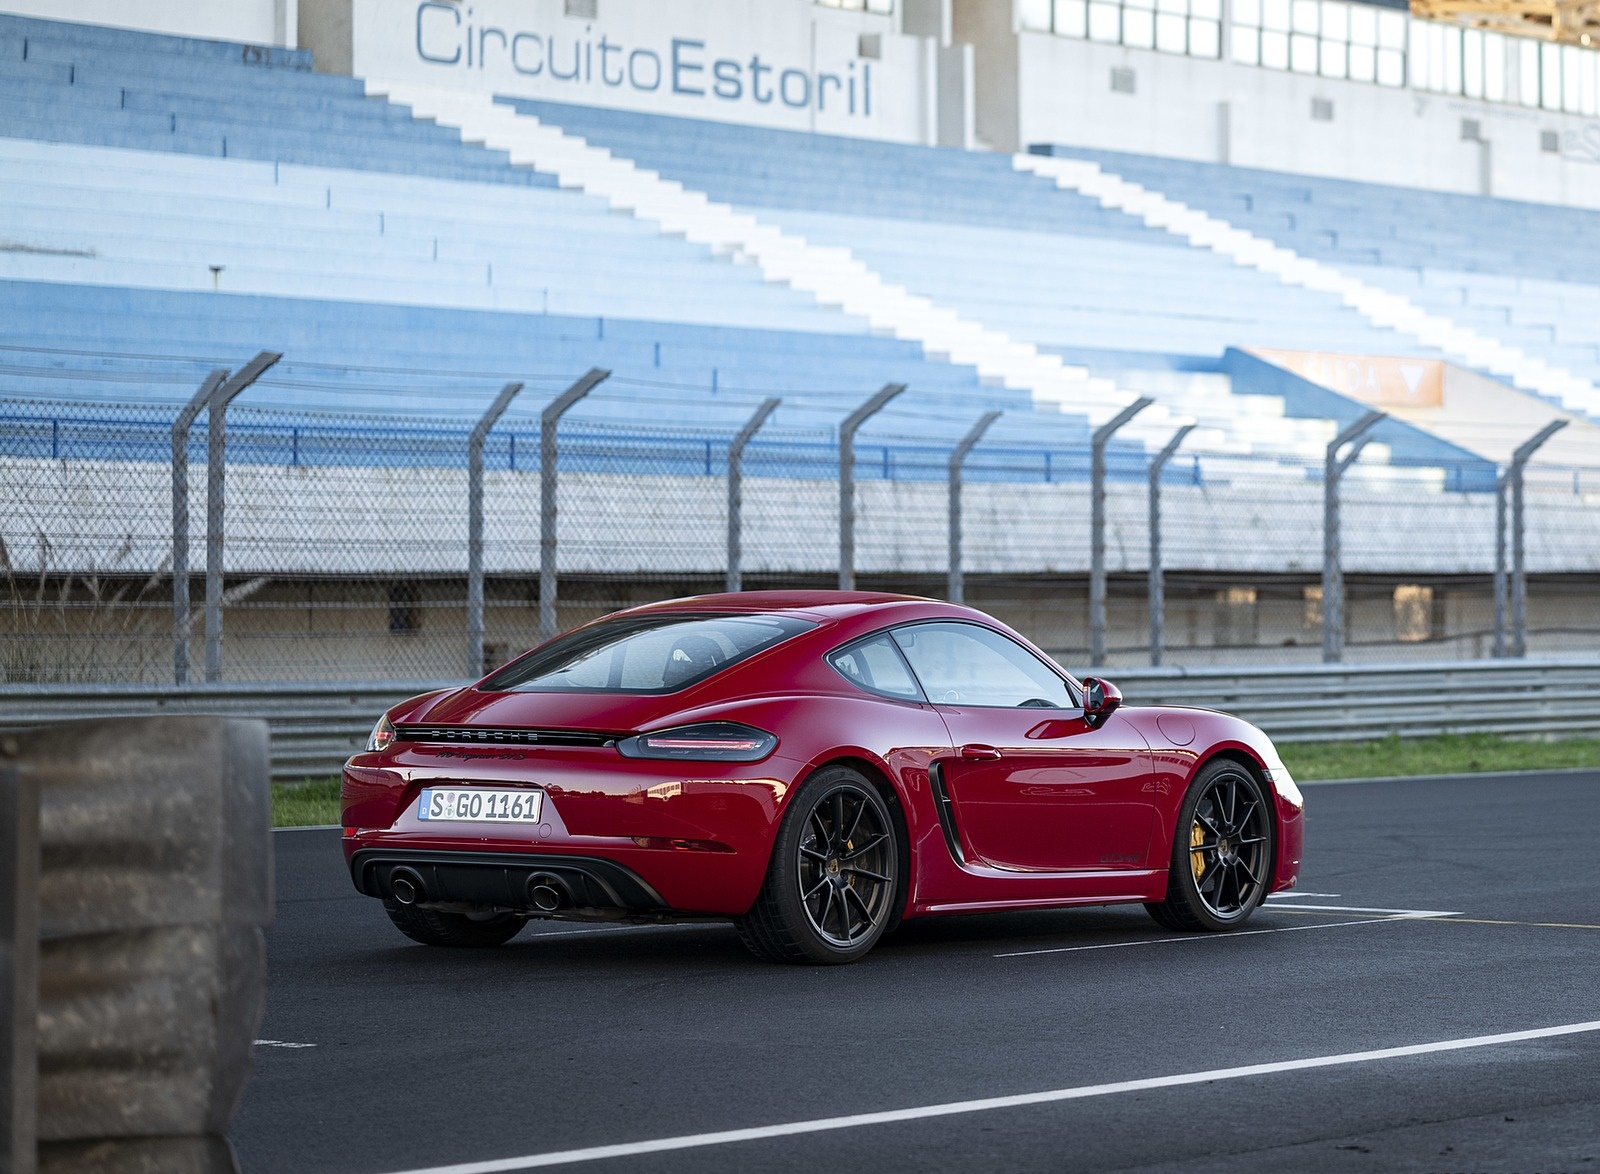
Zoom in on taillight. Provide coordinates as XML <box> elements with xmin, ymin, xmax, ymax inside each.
<box><xmin>616</xmin><ymin>722</ymin><xmax>777</xmax><ymax>762</ymax></box>
<box><xmin>366</xmin><ymin>714</ymin><xmax>397</xmax><ymax>753</ymax></box>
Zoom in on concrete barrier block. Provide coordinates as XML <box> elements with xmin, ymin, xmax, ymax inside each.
<box><xmin>28</xmin><ymin>718</ymin><xmax>272</xmax><ymax>938</ymax></box>
<box><xmin>38</xmin><ymin>1136</ymin><xmax>237</xmax><ymax>1174</ymax></box>
<box><xmin>2</xmin><ymin>758</ymin><xmax>41</xmax><ymax>1174</ymax></box>
<box><xmin>4</xmin><ymin>716</ymin><xmax>271</xmax><ymax>1174</ymax></box>
<box><xmin>36</xmin><ymin>926</ymin><xmax>265</xmax><ymax>1140</ymax></box>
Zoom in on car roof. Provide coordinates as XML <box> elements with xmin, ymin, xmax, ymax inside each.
<box><xmin>619</xmin><ymin>590</ymin><xmax>941</xmax><ymax>620</ymax></box>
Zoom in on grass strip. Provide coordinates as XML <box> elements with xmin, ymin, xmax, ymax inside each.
<box><xmin>272</xmin><ymin>777</ymin><xmax>342</xmax><ymax>827</ymax></box>
<box><xmin>1279</xmin><ymin>732</ymin><xmax>1600</xmax><ymax>782</ymax></box>
<box><xmin>269</xmin><ymin>733</ymin><xmax>1600</xmax><ymax>826</ymax></box>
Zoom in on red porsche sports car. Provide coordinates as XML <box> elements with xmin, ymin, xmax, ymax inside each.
<box><xmin>343</xmin><ymin>592</ymin><xmax>1303</xmax><ymax>963</ymax></box>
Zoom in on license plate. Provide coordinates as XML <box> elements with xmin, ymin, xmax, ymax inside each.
<box><xmin>418</xmin><ymin>787</ymin><xmax>543</xmax><ymax>824</ymax></box>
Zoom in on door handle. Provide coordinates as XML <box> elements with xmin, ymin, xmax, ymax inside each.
<box><xmin>960</xmin><ymin>744</ymin><xmax>1002</xmax><ymax>761</ymax></box>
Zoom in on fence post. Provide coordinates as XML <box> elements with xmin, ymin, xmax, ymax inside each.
<box><xmin>838</xmin><ymin>384</ymin><xmax>906</xmax><ymax>591</ymax></box>
<box><xmin>1090</xmin><ymin>398</ymin><xmax>1154</xmax><ymax>667</ymax></box>
<box><xmin>1321</xmin><ymin>410</ymin><xmax>1386</xmax><ymax>664</ymax></box>
<box><xmin>467</xmin><ymin>382</ymin><xmax>524</xmax><ymax>678</ymax></box>
<box><xmin>171</xmin><ymin>371</ymin><xmax>227</xmax><ymax>687</ymax></box>
<box><xmin>1494</xmin><ymin>419</ymin><xmax>1568</xmax><ymax>658</ymax></box>
<box><xmin>1147</xmin><ymin>423</ymin><xmax>1195</xmax><ymax>667</ymax></box>
<box><xmin>947</xmin><ymin>410</ymin><xmax>1001</xmax><ymax>604</ymax></box>
<box><xmin>1493</xmin><ymin>480</ymin><xmax>1508</xmax><ymax>659</ymax></box>
<box><xmin>202</xmin><ymin>352</ymin><xmax>281</xmax><ymax>684</ymax></box>
<box><xmin>540</xmin><ymin>369</ymin><xmax>610</xmax><ymax>643</ymax></box>
<box><xmin>727</xmin><ymin>398</ymin><xmax>780</xmax><ymax>593</ymax></box>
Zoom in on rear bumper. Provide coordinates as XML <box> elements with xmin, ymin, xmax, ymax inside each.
<box><xmin>350</xmin><ymin>848</ymin><xmax>667</xmax><ymax>914</ymax></box>
<box><xmin>340</xmin><ymin>752</ymin><xmax>801</xmax><ymax>915</ymax></box>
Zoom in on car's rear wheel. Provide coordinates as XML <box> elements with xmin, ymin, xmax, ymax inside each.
<box><xmin>383</xmin><ymin>900</ymin><xmax>525</xmax><ymax>947</ymax></box>
<box><xmin>1145</xmin><ymin>759</ymin><xmax>1273</xmax><ymax>933</ymax></box>
<box><xmin>736</xmin><ymin>765</ymin><xmax>899</xmax><ymax>964</ymax></box>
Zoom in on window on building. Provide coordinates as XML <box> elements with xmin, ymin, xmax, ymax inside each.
<box><xmin>1302</xmin><ymin>584</ymin><xmax>1323</xmax><ymax>631</ymax></box>
<box><xmin>1393</xmin><ymin>584</ymin><xmax>1435</xmax><ymax>643</ymax></box>
<box><xmin>1457</xmin><ymin>27</ymin><xmax>1510</xmax><ymax>102</ymax></box>
<box><xmin>1034</xmin><ymin>0</ymin><xmax>1600</xmax><ymax>114</ymax></box>
<box><xmin>1542</xmin><ymin>41</ymin><xmax>1565</xmax><ymax>108</ymax></box>
<box><xmin>1410</xmin><ymin>19</ymin><xmax>1459</xmax><ymax>93</ymax></box>
<box><xmin>1416</xmin><ymin>17</ymin><xmax>1599</xmax><ymax>113</ymax></box>
<box><xmin>1553</xmin><ymin>42</ymin><xmax>1600</xmax><ymax>114</ymax></box>
<box><xmin>1232</xmin><ymin>0</ymin><xmax>1405</xmax><ymax>84</ymax></box>
<box><xmin>1214</xmin><ymin>586</ymin><xmax>1259</xmax><ymax>648</ymax></box>
<box><xmin>1022</xmin><ymin>0</ymin><xmax>1222</xmax><ymax>58</ymax></box>
<box><xmin>388</xmin><ymin>583</ymin><xmax>421</xmax><ymax>635</ymax></box>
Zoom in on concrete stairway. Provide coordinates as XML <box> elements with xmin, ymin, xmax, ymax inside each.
<box><xmin>368</xmin><ymin>81</ymin><xmax>1198</xmax><ymax>449</ymax></box>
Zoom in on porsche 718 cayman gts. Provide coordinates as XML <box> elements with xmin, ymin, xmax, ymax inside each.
<box><xmin>343</xmin><ymin>592</ymin><xmax>1304</xmax><ymax>963</ymax></box>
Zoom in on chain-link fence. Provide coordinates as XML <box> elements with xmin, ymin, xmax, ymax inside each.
<box><xmin>4</xmin><ymin>349</ymin><xmax>1599</xmax><ymax>685</ymax></box>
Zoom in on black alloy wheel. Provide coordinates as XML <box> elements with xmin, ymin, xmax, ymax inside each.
<box><xmin>795</xmin><ymin>783</ymin><xmax>896</xmax><ymax>949</ymax></box>
<box><xmin>736</xmin><ymin>765</ymin><xmax>899</xmax><ymax>964</ymax></box>
<box><xmin>1146</xmin><ymin>760</ymin><xmax>1274</xmax><ymax>932</ymax></box>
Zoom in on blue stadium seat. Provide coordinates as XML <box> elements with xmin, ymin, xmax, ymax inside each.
<box><xmin>0</xmin><ymin>12</ymin><xmax>1496</xmax><ymax>486</ymax></box>
<box><xmin>0</xmin><ymin>12</ymin><xmax>555</xmax><ymax>187</ymax></box>
<box><xmin>1036</xmin><ymin>144</ymin><xmax>1600</xmax><ymax>395</ymax></box>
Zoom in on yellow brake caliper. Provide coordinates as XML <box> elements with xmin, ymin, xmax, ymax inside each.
<box><xmin>1190</xmin><ymin>821</ymin><xmax>1207</xmax><ymax>884</ymax></box>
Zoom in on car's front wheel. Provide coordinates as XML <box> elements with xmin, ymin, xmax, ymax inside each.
<box><xmin>736</xmin><ymin>765</ymin><xmax>900</xmax><ymax>964</ymax></box>
<box><xmin>1146</xmin><ymin>759</ymin><xmax>1274</xmax><ymax>932</ymax></box>
<box><xmin>383</xmin><ymin>900</ymin><xmax>525</xmax><ymax>947</ymax></box>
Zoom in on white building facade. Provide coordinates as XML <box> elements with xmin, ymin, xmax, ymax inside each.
<box><xmin>4</xmin><ymin>0</ymin><xmax>1600</xmax><ymax>204</ymax></box>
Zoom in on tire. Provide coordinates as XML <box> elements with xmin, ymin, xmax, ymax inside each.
<box><xmin>1144</xmin><ymin>759</ymin><xmax>1274</xmax><ymax>933</ymax></box>
<box><xmin>735</xmin><ymin>765</ymin><xmax>900</xmax><ymax>965</ymax></box>
<box><xmin>383</xmin><ymin>899</ymin><xmax>525</xmax><ymax>948</ymax></box>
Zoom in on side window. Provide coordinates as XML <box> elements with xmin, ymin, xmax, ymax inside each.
<box><xmin>890</xmin><ymin>622</ymin><xmax>1074</xmax><ymax>709</ymax></box>
<box><xmin>826</xmin><ymin>633</ymin><xmax>925</xmax><ymax>701</ymax></box>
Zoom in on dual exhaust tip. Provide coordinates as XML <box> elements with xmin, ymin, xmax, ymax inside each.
<box><xmin>389</xmin><ymin>867</ymin><xmax>425</xmax><ymax>906</ymax></box>
<box><xmin>527</xmin><ymin>874</ymin><xmax>569</xmax><ymax>912</ymax></box>
<box><xmin>387</xmin><ymin>866</ymin><xmax>571</xmax><ymax>913</ymax></box>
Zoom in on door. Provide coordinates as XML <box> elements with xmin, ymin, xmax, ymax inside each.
<box><xmin>890</xmin><ymin>622</ymin><xmax>1156</xmax><ymax>872</ymax></box>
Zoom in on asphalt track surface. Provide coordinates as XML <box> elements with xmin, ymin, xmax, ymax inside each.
<box><xmin>233</xmin><ymin>769</ymin><xmax>1600</xmax><ymax>1174</ymax></box>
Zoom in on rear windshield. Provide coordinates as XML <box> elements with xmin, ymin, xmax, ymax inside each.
<box><xmin>480</xmin><ymin>612</ymin><xmax>815</xmax><ymax>694</ymax></box>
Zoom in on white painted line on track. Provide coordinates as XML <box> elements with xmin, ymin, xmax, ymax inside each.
<box><xmin>1267</xmin><ymin>891</ymin><xmax>1341</xmax><ymax>899</ymax></box>
<box><xmin>255</xmin><ymin>1040</ymin><xmax>317</xmax><ymax>1049</ymax></box>
<box><xmin>373</xmin><ymin>1019</ymin><xmax>1600</xmax><ymax>1174</ymax></box>
<box><xmin>994</xmin><ymin>910</ymin><xmax>1455</xmax><ymax>958</ymax></box>
<box><xmin>1253</xmin><ymin>903</ymin><xmax>1462</xmax><ymax>917</ymax></box>
<box><xmin>274</xmin><ymin>824</ymin><xmax>342</xmax><ymax>832</ymax></box>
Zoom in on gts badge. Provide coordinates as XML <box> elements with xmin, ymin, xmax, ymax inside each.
<box><xmin>425</xmin><ymin>749</ymin><xmax>530</xmax><ymax>761</ymax></box>
<box><xmin>1099</xmin><ymin>851</ymin><xmax>1143</xmax><ymax>865</ymax></box>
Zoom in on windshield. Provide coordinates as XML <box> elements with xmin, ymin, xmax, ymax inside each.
<box><xmin>480</xmin><ymin>612</ymin><xmax>815</xmax><ymax>694</ymax></box>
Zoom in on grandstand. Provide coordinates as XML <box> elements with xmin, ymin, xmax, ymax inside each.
<box><xmin>1</xmin><ymin>2</ymin><xmax>1597</xmax><ymax>680</ymax></box>
<box><xmin>1037</xmin><ymin>145</ymin><xmax>1600</xmax><ymax>421</ymax></box>
<box><xmin>0</xmin><ymin>13</ymin><xmax>1485</xmax><ymax>453</ymax></box>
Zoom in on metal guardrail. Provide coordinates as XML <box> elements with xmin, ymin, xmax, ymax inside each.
<box><xmin>1102</xmin><ymin>657</ymin><xmax>1600</xmax><ymax>743</ymax></box>
<box><xmin>1</xmin><ymin>658</ymin><xmax>1597</xmax><ymax>782</ymax></box>
<box><xmin>0</xmin><ymin>682</ymin><xmax>459</xmax><ymax>782</ymax></box>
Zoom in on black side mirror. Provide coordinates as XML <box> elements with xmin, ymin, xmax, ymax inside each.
<box><xmin>1081</xmin><ymin>677</ymin><xmax>1123</xmax><ymax>728</ymax></box>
